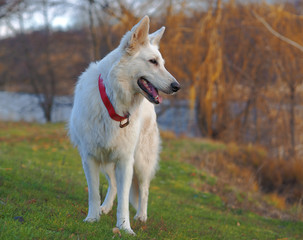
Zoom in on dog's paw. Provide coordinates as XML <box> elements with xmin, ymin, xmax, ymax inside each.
<box><xmin>100</xmin><ymin>204</ymin><xmax>112</xmax><ymax>215</ymax></box>
<box><xmin>134</xmin><ymin>213</ymin><xmax>147</xmax><ymax>222</ymax></box>
<box><xmin>122</xmin><ymin>227</ymin><xmax>136</xmax><ymax>236</ymax></box>
<box><xmin>116</xmin><ymin>220</ymin><xmax>135</xmax><ymax>235</ymax></box>
<box><xmin>83</xmin><ymin>215</ymin><xmax>100</xmax><ymax>223</ymax></box>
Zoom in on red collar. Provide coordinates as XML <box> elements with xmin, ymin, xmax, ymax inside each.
<box><xmin>98</xmin><ymin>74</ymin><xmax>130</xmax><ymax>128</ymax></box>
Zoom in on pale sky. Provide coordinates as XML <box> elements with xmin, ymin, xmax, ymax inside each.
<box><xmin>0</xmin><ymin>0</ymin><xmax>296</xmax><ymax>38</ymax></box>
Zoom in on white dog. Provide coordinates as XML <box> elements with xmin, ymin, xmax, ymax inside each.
<box><xmin>68</xmin><ymin>16</ymin><xmax>180</xmax><ymax>235</ymax></box>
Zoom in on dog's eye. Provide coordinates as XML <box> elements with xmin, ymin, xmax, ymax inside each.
<box><xmin>149</xmin><ymin>59</ymin><xmax>158</xmax><ymax>65</ymax></box>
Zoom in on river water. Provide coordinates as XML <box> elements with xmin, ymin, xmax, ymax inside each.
<box><xmin>0</xmin><ymin>91</ymin><xmax>198</xmax><ymax>136</ymax></box>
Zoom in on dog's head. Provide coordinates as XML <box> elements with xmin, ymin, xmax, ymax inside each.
<box><xmin>119</xmin><ymin>16</ymin><xmax>180</xmax><ymax>104</ymax></box>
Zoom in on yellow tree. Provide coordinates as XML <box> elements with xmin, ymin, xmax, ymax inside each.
<box><xmin>254</xmin><ymin>4</ymin><xmax>303</xmax><ymax>158</ymax></box>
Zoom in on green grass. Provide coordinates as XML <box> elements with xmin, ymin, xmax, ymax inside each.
<box><xmin>0</xmin><ymin>122</ymin><xmax>302</xmax><ymax>239</ymax></box>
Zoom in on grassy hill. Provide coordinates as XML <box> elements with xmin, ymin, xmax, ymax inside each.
<box><xmin>0</xmin><ymin>122</ymin><xmax>302</xmax><ymax>239</ymax></box>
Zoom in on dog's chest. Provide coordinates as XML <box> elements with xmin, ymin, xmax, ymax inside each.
<box><xmin>90</xmin><ymin>120</ymin><xmax>141</xmax><ymax>162</ymax></box>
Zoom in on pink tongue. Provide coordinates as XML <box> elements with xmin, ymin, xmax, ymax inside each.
<box><xmin>158</xmin><ymin>95</ymin><xmax>163</xmax><ymax>103</ymax></box>
<box><xmin>150</xmin><ymin>85</ymin><xmax>162</xmax><ymax>103</ymax></box>
<box><xmin>151</xmin><ymin>87</ymin><xmax>157</xmax><ymax>97</ymax></box>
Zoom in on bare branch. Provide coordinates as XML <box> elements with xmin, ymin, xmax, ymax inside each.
<box><xmin>253</xmin><ymin>10</ymin><xmax>303</xmax><ymax>53</ymax></box>
<box><xmin>0</xmin><ymin>0</ymin><xmax>22</xmax><ymax>19</ymax></box>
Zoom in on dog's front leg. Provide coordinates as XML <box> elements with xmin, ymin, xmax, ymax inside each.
<box><xmin>82</xmin><ymin>156</ymin><xmax>101</xmax><ymax>222</ymax></box>
<box><xmin>115</xmin><ymin>158</ymin><xmax>135</xmax><ymax>235</ymax></box>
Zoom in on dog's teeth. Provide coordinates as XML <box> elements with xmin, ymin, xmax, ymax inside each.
<box><xmin>143</xmin><ymin>81</ymin><xmax>148</xmax><ymax>88</ymax></box>
<box><xmin>142</xmin><ymin>80</ymin><xmax>152</xmax><ymax>92</ymax></box>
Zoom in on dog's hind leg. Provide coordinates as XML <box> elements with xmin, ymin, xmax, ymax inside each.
<box><xmin>100</xmin><ymin>163</ymin><xmax>117</xmax><ymax>214</ymax></box>
<box><xmin>82</xmin><ymin>155</ymin><xmax>101</xmax><ymax>222</ymax></box>
<box><xmin>129</xmin><ymin>174</ymin><xmax>139</xmax><ymax>211</ymax></box>
<box><xmin>133</xmin><ymin>175</ymin><xmax>150</xmax><ymax>222</ymax></box>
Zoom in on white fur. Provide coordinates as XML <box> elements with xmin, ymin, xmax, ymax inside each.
<box><xmin>68</xmin><ymin>16</ymin><xmax>179</xmax><ymax>235</ymax></box>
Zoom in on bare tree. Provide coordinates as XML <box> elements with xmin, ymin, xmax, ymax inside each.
<box><xmin>0</xmin><ymin>0</ymin><xmax>22</xmax><ymax>19</ymax></box>
<box><xmin>5</xmin><ymin>0</ymin><xmax>65</xmax><ymax>122</ymax></box>
<box><xmin>253</xmin><ymin>5</ymin><xmax>303</xmax><ymax>158</ymax></box>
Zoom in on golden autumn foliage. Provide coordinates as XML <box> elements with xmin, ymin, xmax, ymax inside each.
<box><xmin>0</xmin><ymin>0</ymin><xmax>303</xmax><ymax>160</ymax></box>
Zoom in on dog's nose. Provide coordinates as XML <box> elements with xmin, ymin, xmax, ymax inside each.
<box><xmin>171</xmin><ymin>82</ymin><xmax>181</xmax><ymax>92</ymax></box>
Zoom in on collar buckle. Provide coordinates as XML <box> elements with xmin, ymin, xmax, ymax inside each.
<box><xmin>119</xmin><ymin>114</ymin><xmax>130</xmax><ymax>128</ymax></box>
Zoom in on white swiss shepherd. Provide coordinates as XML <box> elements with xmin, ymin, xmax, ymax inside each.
<box><xmin>68</xmin><ymin>16</ymin><xmax>180</xmax><ymax>235</ymax></box>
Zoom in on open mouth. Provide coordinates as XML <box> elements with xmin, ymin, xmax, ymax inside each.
<box><xmin>137</xmin><ymin>77</ymin><xmax>162</xmax><ymax>104</ymax></box>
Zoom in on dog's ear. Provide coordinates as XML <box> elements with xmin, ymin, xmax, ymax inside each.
<box><xmin>125</xmin><ymin>15</ymin><xmax>150</xmax><ymax>54</ymax></box>
<box><xmin>149</xmin><ymin>27</ymin><xmax>165</xmax><ymax>47</ymax></box>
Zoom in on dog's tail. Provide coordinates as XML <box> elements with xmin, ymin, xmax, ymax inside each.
<box><xmin>130</xmin><ymin>174</ymin><xmax>139</xmax><ymax>211</ymax></box>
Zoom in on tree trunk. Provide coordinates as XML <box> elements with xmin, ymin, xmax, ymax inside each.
<box><xmin>88</xmin><ymin>0</ymin><xmax>99</xmax><ymax>61</ymax></box>
<box><xmin>289</xmin><ymin>83</ymin><xmax>296</xmax><ymax>158</ymax></box>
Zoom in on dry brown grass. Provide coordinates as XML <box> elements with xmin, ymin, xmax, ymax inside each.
<box><xmin>166</xmin><ymin>134</ymin><xmax>303</xmax><ymax>221</ymax></box>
